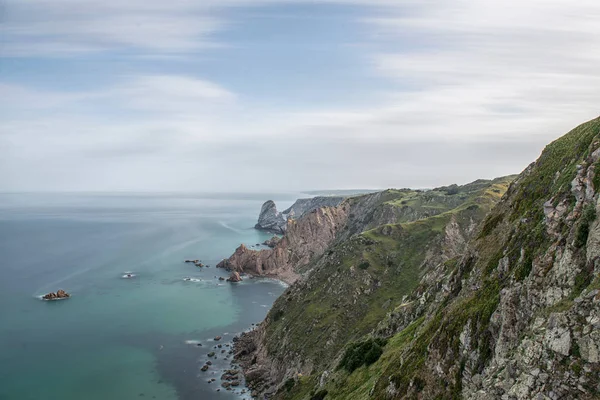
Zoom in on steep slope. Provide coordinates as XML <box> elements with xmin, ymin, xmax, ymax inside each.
<box><xmin>259</xmin><ymin>117</ymin><xmax>600</xmax><ymax>400</ymax></box>
<box><xmin>232</xmin><ymin>177</ymin><xmax>514</xmax><ymax>397</ymax></box>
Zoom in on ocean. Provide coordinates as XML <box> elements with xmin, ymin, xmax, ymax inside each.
<box><xmin>0</xmin><ymin>193</ymin><xmax>296</xmax><ymax>400</ymax></box>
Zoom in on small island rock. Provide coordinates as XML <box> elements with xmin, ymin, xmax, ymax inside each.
<box><xmin>43</xmin><ymin>289</ymin><xmax>70</xmax><ymax>300</ymax></box>
<box><xmin>226</xmin><ymin>272</ymin><xmax>242</xmax><ymax>283</ymax></box>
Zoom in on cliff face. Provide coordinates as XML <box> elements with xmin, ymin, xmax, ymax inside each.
<box><xmin>255</xmin><ymin>200</ymin><xmax>287</xmax><ymax>234</ymax></box>
<box><xmin>219</xmin><ymin>205</ymin><xmax>350</xmax><ymax>284</ymax></box>
<box><xmin>254</xmin><ymin>196</ymin><xmax>346</xmax><ymax>234</ymax></box>
<box><xmin>234</xmin><ymin>117</ymin><xmax>600</xmax><ymax>400</ymax></box>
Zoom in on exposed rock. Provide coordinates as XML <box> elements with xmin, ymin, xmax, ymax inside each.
<box><xmin>255</xmin><ymin>200</ymin><xmax>287</xmax><ymax>234</ymax></box>
<box><xmin>226</xmin><ymin>272</ymin><xmax>242</xmax><ymax>283</ymax></box>
<box><xmin>255</xmin><ymin>197</ymin><xmax>346</xmax><ymax>234</ymax></box>
<box><xmin>42</xmin><ymin>289</ymin><xmax>70</xmax><ymax>300</ymax></box>
<box><xmin>218</xmin><ymin>205</ymin><xmax>349</xmax><ymax>284</ymax></box>
<box><xmin>263</xmin><ymin>236</ymin><xmax>281</xmax><ymax>248</ymax></box>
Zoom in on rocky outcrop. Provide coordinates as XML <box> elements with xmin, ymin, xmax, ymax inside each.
<box><xmin>226</xmin><ymin>271</ymin><xmax>242</xmax><ymax>282</ymax></box>
<box><xmin>255</xmin><ymin>196</ymin><xmax>346</xmax><ymax>234</ymax></box>
<box><xmin>42</xmin><ymin>289</ymin><xmax>70</xmax><ymax>300</ymax></box>
<box><xmin>255</xmin><ymin>200</ymin><xmax>287</xmax><ymax>234</ymax></box>
<box><xmin>263</xmin><ymin>236</ymin><xmax>281</xmax><ymax>248</ymax></box>
<box><xmin>219</xmin><ymin>205</ymin><xmax>350</xmax><ymax>284</ymax></box>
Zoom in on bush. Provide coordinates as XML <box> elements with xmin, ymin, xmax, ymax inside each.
<box><xmin>338</xmin><ymin>338</ymin><xmax>387</xmax><ymax>372</ymax></box>
<box><xmin>445</xmin><ymin>184</ymin><xmax>459</xmax><ymax>195</ymax></box>
<box><xmin>311</xmin><ymin>389</ymin><xmax>328</xmax><ymax>400</ymax></box>
<box><xmin>272</xmin><ymin>309</ymin><xmax>284</xmax><ymax>322</ymax></box>
<box><xmin>358</xmin><ymin>260</ymin><xmax>370</xmax><ymax>270</ymax></box>
<box><xmin>283</xmin><ymin>378</ymin><xmax>295</xmax><ymax>392</ymax></box>
<box><xmin>575</xmin><ymin>204</ymin><xmax>596</xmax><ymax>248</ymax></box>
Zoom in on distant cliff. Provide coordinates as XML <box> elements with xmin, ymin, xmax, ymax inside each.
<box><xmin>254</xmin><ymin>196</ymin><xmax>345</xmax><ymax>234</ymax></box>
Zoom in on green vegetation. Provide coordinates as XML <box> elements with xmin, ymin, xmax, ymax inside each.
<box><xmin>338</xmin><ymin>338</ymin><xmax>387</xmax><ymax>372</ymax></box>
<box><xmin>575</xmin><ymin>204</ymin><xmax>596</xmax><ymax>248</ymax></box>
<box><xmin>357</xmin><ymin>260</ymin><xmax>370</xmax><ymax>270</ymax></box>
<box><xmin>310</xmin><ymin>390</ymin><xmax>328</xmax><ymax>400</ymax></box>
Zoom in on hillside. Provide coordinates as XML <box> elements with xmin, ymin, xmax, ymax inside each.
<box><xmin>231</xmin><ymin>177</ymin><xmax>514</xmax><ymax>396</ymax></box>
<box><xmin>233</xmin><ymin>117</ymin><xmax>600</xmax><ymax>400</ymax></box>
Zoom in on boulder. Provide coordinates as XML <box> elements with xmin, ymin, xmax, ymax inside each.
<box><xmin>226</xmin><ymin>272</ymin><xmax>242</xmax><ymax>283</ymax></box>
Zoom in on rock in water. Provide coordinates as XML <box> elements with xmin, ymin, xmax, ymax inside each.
<box><xmin>42</xmin><ymin>289</ymin><xmax>70</xmax><ymax>300</ymax></box>
<box><xmin>255</xmin><ymin>200</ymin><xmax>287</xmax><ymax>234</ymax></box>
<box><xmin>226</xmin><ymin>272</ymin><xmax>242</xmax><ymax>283</ymax></box>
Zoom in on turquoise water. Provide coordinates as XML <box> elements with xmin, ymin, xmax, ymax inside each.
<box><xmin>0</xmin><ymin>193</ymin><xmax>295</xmax><ymax>400</ymax></box>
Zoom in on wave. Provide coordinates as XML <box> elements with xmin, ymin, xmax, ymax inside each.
<box><xmin>35</xmin><ymin>294</ymin><xmax>70</xmax><ymax>301</ymax></box>
<box><xmin>218</xmin><ymin>221</ymin><xmax>243</xmax><ymax>234</ymax></box>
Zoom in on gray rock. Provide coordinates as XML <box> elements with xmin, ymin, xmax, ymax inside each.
<box><xmin>255</xmin><ymin>200</ymin><xmax>287</xmax><ymax>234</ymax></box>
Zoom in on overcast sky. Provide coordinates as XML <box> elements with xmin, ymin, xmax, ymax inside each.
<box><xmin>1</xmin><ymin>0</ymin><xmax>600</xmax><ymax>192</ymax></box>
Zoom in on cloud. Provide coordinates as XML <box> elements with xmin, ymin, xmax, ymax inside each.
<box><xmin>2</xmin><ymin>0</ymin><xmax>600</xmax><ymax>191</ymax></box>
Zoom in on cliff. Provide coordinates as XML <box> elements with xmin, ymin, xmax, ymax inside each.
<box><xmin>254</xmin><ymin>196</ymin><xmax>345</xmax><ymax>234</ymax></box>
<box><xmin>233</xmin><ymin>117</ymin><xmax>600</xmax><ymax>400</ymax></box>
<box><xmin>219</xmin><ymin>179</ymin><xmax>512</xmax><ymax>284</ymax></box>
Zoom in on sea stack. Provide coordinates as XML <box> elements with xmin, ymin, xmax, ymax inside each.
<box><xmin>226</xmin><ymin>271</ymin><xmax>242</xmax><ymax>283</ymax></box>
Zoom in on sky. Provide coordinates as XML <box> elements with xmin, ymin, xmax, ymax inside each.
<box><xmin>1</xmin><ymin>0</ymin><xmax>600</xmax><ymax>192</ymax></box>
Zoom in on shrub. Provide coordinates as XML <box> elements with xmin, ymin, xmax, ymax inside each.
<box><xmin>575</xmin><ymin>204</ymin><xmax>596</xmax><ymax>248</ymax></box>
<box><xmin>338</xmin><ymin>338</ymin><xmax>387</xmax><ymax>372</ymax></box>
<box><xmin>445</xmin><ymin>184</ymin><xmax>460</xmax><ymax>195</ymax></box>
<box><xmin>358</xmin><ymin>260</ymin><xmax>370</xmax><ymax>270</ymax></box>
<box><xmin>272</xmin><ymin>309</ymin><xmax>284</xmax><ymax>322</ymax></box>
<box><xmin>283</xmin><ymin>378</ymin><xmax>295</xmax><ymax>392</ymax></box>
<box><xmin>311</xmin><ymin>389</ymin><xmax>328</xmax><ymax>400</ymax></box>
